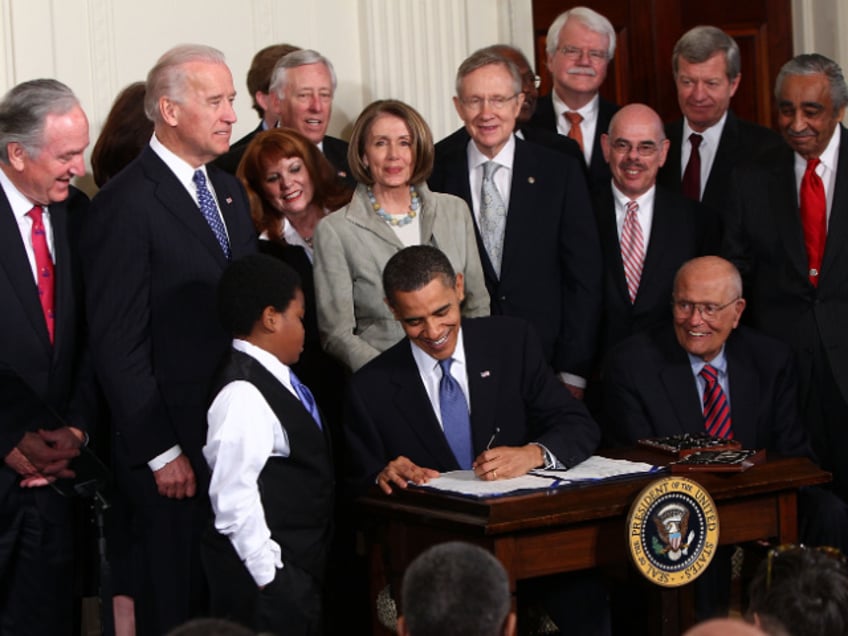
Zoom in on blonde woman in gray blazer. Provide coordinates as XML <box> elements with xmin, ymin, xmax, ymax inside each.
<box><xmin>314</xmin><ymin>100</ymin><xmax>489</xmax><ymax>372</ymax></box>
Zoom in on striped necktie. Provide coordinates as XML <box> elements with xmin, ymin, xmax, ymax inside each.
<box><xmin>700</xmin><ymin>364</ymin><xmax>733</xmax><ymax>439</ymax></box>
<box><xmin>620</xmin><ymin>200</ymin><xmax>644</xmax><ymax>303</ymax></box>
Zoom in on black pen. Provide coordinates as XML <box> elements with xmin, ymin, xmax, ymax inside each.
<box><xmin>485</xmin><ymin>427</ymin><xmax>501</xmax><ymax>450</ymax></box>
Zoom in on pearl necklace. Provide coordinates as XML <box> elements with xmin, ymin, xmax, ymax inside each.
<box><xmin>367</xmin><ymin>185</ymin><xmax>420</xmax><ymax>227</ymax></box>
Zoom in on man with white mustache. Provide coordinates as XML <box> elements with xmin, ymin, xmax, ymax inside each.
<box><xmin>528</xmin><ymin>6</ymin><xmax>620</xmax><ymax>191</ymax></box>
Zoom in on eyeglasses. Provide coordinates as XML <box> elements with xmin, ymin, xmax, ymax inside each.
<box><xmin>672</xmin><ymin>298</ymin><xmax>740</xmax><ymax>319</ymax></box>
<box><xmin>766</xmin><ymin>543</ymin><xmax>846</xmax><ymax>590</ymax></box>
<box><xmin>558</xmin><ymin>46</ymin><xmax>609</xmax><ymax>63</ymax></box>
<box><xmin>459</xmin><ymin>94</ymin><xmax>519</xmax><ymax>111</ymax></box>
<box><xmin>609</xmin><ymin>140</ymin><xmax>661</xmax><ymax>157</ymax></box>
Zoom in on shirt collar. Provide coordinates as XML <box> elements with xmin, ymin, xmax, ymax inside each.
<box><xmin>551</xmin><ymin>90</ymin><xmax>599</xmax><ymax>121</ymax></box>
<box><xmin>688</xmin><ymin>346</ymin><xmax>728</xmax><ymax>377</ymax></box>
<box><xmin>0</xmin><ymin>167</ymin><xmax>43</xmax><ymax>220</ymax></box>
<box><xmin>232</xmin><ymin>338</ymin><xmax>293</xmax><ymax>386</ymax></box>
<box><xmin>467</xmin><ymin>133</ymin><xmax>516</xmax><ymax>172</ymax></box>
<box><xmin>149</xmin><ymin>133</ymin><xmax>208</xmax><ymax>195</ymax></box>
<box><xmin>683</xmin><ymin>111</ymin><xmax>727</xmax><ymax>149</ymax></box>
<box><xmin>794</xmin><ymin>124</ymin><xmax>841</xmax><ymax>173</ymax></box>
<box><xmin>409</xmin><ymin>327</ymin><xmax>466</xmax><ymax>375</ymax></box>
<box><xmin>610</xmin><ymin>181</ymin><xmax>656</xmax><ymax>211</ymax></box>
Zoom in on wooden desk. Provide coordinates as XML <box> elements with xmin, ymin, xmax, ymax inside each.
<box><xmin>359</xmin><ymin>452</ymin><xmax>830</xmax><ymax>635</ymax></box>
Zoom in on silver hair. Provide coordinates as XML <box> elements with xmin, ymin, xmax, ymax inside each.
<box><xmin>268</xmin><ymin>49</ymin><xmax>337</xmax><ymax>98</ymax></box>
<box><xmin>144</xmin><ymin>44</ymin><xmax>227</xmax><ymax>123</ymax></box>
<box><xmin>455</xmin><ymin>48</ymin><xmax>522</xmax><ymax>97</ymax></box>
<box><xmin>775</xmin><ymin>53</ymin><xmax>848</xmax><ymax>111</ymax></box>
<box><xmin>0</xmin><ymin>79</ymin><xmax>80</xmax><ymax>163</ymax></box>
<box><xmin>545</xmin><ymin>6</ymin><xmax>617</xmax><ymax>59</ymax></box>
<box><xmin>672</xmin><ymin>26</ymin><xmax>740</xmax><ymax>80</ymax></box>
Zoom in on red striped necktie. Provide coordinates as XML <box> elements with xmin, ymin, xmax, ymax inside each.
<box><xmin>28</xmin><ymin>205</ymin><xmax>55</xmax><ymax>343</ymax></box>
<box><xmin>700</xmin><ymin>363</ymin><xmax>732</xmax><ymax>439</ymax></box>
<box><xmin>620</xmin><ymin>200</ymin><xmax>644</xmax><ymax>303</ymax></box>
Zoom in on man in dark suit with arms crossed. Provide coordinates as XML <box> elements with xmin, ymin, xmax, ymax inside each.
<box><xmin>82</xmin><ymin>44</ymin><xmax>257</xmax><ymax>634</ymax></box>
<box><xmin>0</xmin><ymin>78</ymin><xmax>93</xmax><ymax>636</ymax></box>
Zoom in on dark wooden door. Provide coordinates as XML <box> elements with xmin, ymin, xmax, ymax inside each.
<box><xmin>532</xmin><ymin>0</ymin><xmax>793</xmax><ymax>128</ymax></box>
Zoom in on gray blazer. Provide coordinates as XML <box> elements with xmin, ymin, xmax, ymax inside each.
<box><xmin>313</xmin><ymin>182</ymin><xmax>490</xmax><ymax>371</ymax></box>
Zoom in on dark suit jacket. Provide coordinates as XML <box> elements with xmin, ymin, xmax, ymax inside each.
<box><xmin>723</xmin><ymin>126</ymin><xmax>848</xmax><ymax>407</ymax></box>
<box><xmin>528</xmin><ymin>93</ymin><xmax>619</xmax><ymax>192</ymax></box>
<box><xmin>212</xmin><ymin>122</ymin><xmax>265</xmax><ymax>174</ymax></box>
<box><xmin>322</xmin><ymin>134</ymin><xmax>355</xmax><ymax>188</ymax></box>
<box><xmin>0</xmin><ymin>186</ymin><xmax>94</xmax><ymax>505</ymax></box>
<box><xmin>345</xmin><ymin>316</ymin><xmax>600</xmax><ymax>494</ymax></box>
<box><xmin>594</xmin><ymin>184</ymin><xmax>719</xmax><ymax>360</ymax></box>
<box><xmin>81</xmin><ymin>146</ymin><xmax>258</xmax><ymax>470</ymax></box>
<box><xmin>602</xmin><ymin>325</ymin><xmax>810</xmax><ymax>456</ymax></box>
<box><xmin>429</xmin><ymin>136</ymin><xmax>602</xmax><ymax>378</ymax></box>
<box><xmin>659</xmin><ymin>111</ymin><xmax>784</xmax><ymax>217</ymax></box>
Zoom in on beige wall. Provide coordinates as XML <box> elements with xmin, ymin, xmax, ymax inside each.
<box><xmin>0</xmin><ymin>0</ymin><xmax>533</xmax><ymax>193</ymax></box>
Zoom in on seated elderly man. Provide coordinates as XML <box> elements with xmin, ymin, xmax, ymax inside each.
<box><xmin>345</xmin><ymin>245</ymin><xmax>609</xmax><ymax>634</ymax></box>
<box><xmin>398</xmin><ymin>542</ymin><xmax>515</xmax><ymax>636</ymax></box>
<box><xmin>603</xmin><ymin>255</ymin><xmax>848</xmax><ymax>619</ymax></box>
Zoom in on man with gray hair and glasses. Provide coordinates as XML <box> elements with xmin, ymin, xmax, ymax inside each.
<box><xmin>0</xmin><ymin>77</ymin><xmax>94</xmax><ymax>635</ymax></box>
<box><xmin>81</xmin><ymin>43</ymin><xmax>257</xmax><ymax>633</ymax></box>
<box><xmin>658</xmin><ymin>26</ymin><xmax>782</xmax><ymax>209</ymax></box>
<box><xmin>269</xmin><ymin>48</ymin><xmax>352</xmax><ymax>184</ymax></box>
<box><xmin>529</xmin><ymin>6</ymin><xmax>620</xmax><ymax>191</ymax></box>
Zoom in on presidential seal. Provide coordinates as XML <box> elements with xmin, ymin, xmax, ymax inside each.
<box><xmin>626</xmin><ymin>476</ymin><xmax>719</xmax><ymax>587</ymax></box>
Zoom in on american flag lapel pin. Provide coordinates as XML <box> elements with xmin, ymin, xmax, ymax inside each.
<box><xmin>225</xmin><ymin>196</ymin><xmax>233</xmax><ymax>204</ymax></box>
<box><xmin>480</xmin><ymin>370</ymin><xmax>491</xmax><ymax>378</ymax></box>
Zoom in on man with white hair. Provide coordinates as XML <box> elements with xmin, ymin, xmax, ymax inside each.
<box><xmin>269</xmin><ymin>48</ymin><xmax>352</xmax><ymax>184</ymax></box>
<box><xmin>529</xmin><ymin>6</ymin><xmax>620</xmax><ymax>190</ymax></box>
<box><xmin>81</xmin><ymin>44</ymin><xmax>257</xmax><ymax>633</ymax></box>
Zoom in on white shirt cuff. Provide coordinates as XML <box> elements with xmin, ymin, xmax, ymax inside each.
<box><xmin>148</xmin><ymin>445</ymin><xmax>182</xmax><ymax>471</ymax></box>
<box><xmin>558</xmin><ymin>372</ymin><xmax>586</xmax><ymax>389</ymax></box>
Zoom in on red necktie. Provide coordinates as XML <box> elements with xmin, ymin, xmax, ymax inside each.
<box><xmin>700</xmin><ymin>364</ymin><xmax>733</xmax><ymax>439</ymax></box>
<box><xmin>28</xmin><ymin>206</ymin><xmax>55</xmax><ymax>343</ymax></box>
<box><xmin>620</xmin><ymin>200</ymin><xmax>644</xmax><ymax>303</ymax></box>
<box><xmin>800</xmin><ymin>158</ymin><xmax>826</xmax><ymax>286</ymax></box>
<box><xmin>681</xmin><ymin>133</ymin><xmax>703</xmax><ymax>201</ymax></box>
<box><xmin>565</xmin><ymin>111</ymin><xmax>584</xmax><ymax>154</ymax></box>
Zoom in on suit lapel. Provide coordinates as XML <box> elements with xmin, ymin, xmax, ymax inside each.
<box><xmin>596</xmin><ymin>187</ymin><xmax>630</xmax><ymax>305</ymax></box>
<box><xmin>462</xmin><ymin>322</ymin><xmax>500</xmax><ymax>454</ymax></box>
<box><xmin>141</xmin><ymin>148</ymin><xmax>229</xmax><ymax>266</ymax></box>
<box><xmin>702</xmin><ymin>111</ymin><xmax>740</xmax><ymax>204</ymax></box>
<box><xmin>207</xmin><ymin>166</ymin><xmax>252</xmax><ymax>259</ymax></box>
<box><xmin>821</xmin><ymin>126</ymin><xmax>848</xmax><ymax>278</ymax></box>
<box><xmin>725</xmin><ymin>334</ymin><xmax>758</xmax><ymax>447</ymax></box>
<box><xmin>390</xmin><ymin>344</ymin><xmax>460</xmax><ymax>469</ymax></box>
<box><xmin>0</xmin><ymin>188</ymin><xmax>52</xmax><ymax>350</ymax></box>
<box><xmin>637</xmin><ymin>188</ymin><xmax>677</xmax><ymax>310</ymax></box>
<box><xmin>663</xmin><ymin>120</ymin><xmax>684</xmax><ymax>185</ymax></box>
<box><xmin>502</xmin><ymin>139</ymin><xmax>538</xmax><ymax>277</ymax></box>
<box><xmin>49</xmin><ymin>198</ymin><xmax>74</xmax><ymax>361</ymax></box>
<box><xmin>657</xmin><ymin>331</ymin><xmax>705</xmax><ymax>434</ymax></box>
<box><xmin>769</xmin><ymin>146</ymin><xmax>809</xmax><ymax>279</ymax></box>
<box><xmin>344</xmin><ymin>185</ymin><xmax>405</xmax><ymax>250</ymax></box>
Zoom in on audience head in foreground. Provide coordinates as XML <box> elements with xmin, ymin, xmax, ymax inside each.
<box><xmin>398</xmin><ymin>542</ymin><xmax>516</xmax><ymax>636</ymax></box>
<box><xmin>682</xmin><ymin>618</ymin><xmax>764</xmax><ymax>636</ymax></box>
<box><xmin>747</xmin><ymin>544</ymin><xmax>848</xmax><ymax>636</ymax></box>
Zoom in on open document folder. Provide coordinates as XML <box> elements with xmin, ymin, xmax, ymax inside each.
<box><xmin>413</xmin><ymin>455</ymin><xmax>661</xmax><ymax>498</ymax></box>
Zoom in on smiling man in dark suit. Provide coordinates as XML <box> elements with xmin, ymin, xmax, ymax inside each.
<box><xmin>429</xmin><ymin>48</ymin><xmax>602</xmax><ymax>400</ymax></box>
<box><xmin>346</xmin><ymin>245</ymin><xmax>606</xmax><ymax>633</ymax></box>
<box><xmin>81</xmin><ymin>44</ymin><xmax>257</xmax><ymax>634</ymax></box>
<box><xmin>0</xmin><ymin>79</ymin><xmax>94</xmax><ymax>636</ymax></box>
<box><xmin>658</xmin><ymin>26</ymin><xmax>782</xmax><ymax>211</ymax></box>
<box><xmin>595</xmin><ymin>103</ymin><xmax>719</xmax><ymax>363</ymax></box>
<box><xmin>528</xmin><ymin>6</ymin><xmax>620</xmax><ymax>191</ymax></box>
<box><xmin>723</xmin><ymin>53</ymin><xmax>848</xmax><ymax>506</ymax></box>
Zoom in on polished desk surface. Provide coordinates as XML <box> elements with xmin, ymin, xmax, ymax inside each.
<box><xmin>359</xmin><ymin>451</ymin><xmax>831</xmax><ymax>634</ymax></box>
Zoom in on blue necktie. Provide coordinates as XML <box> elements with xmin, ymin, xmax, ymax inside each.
<box><xmin>290</xmin><ymin>370</ymin><xmax>322</xmax><ymax>430</ymax></box>
<box><xmin>438</xmin><ymin>358</ymin><xmax>473</xmax><ymax>469</ymax></box>
<box><xmin>192</xmin><ymin>169</ymin><xmax>232</xmax><ymax>259</ymax></box>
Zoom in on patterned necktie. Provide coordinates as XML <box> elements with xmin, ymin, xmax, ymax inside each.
<box><xmin>28</xmin><ymin>206</ymin><xmax>55</xmax><ymax>343</ymax></box>
<box><xmin>700</xmin><ymin>364</ymin><xmax>733</xmax><ymax>439</ymax></box>
<box><xmin>290</xmin><ymin>370</ymin><xmax>322</xmax><ymax>430</ymax></box>
<box><xmin>565</xmin><ymin>111</ymin><xmax>584</xmax><ymax>154</ymax></box>
<box><xmin>620</xmin><ymin>200</ymin><xmax>644</xmax><ymax>304</ymax></box>
<box><xmin>192</xmin><ymin>169</ymin><xmax>232</xmax><ymax>259</ymax></box>
<box><xmin>681</xmin><ymin>133</ymin><xmax>703</xmax><ymax>201</ymax></box>
<box><xmin>479</xmin><ymin>161</ymin><xmax>507</xmax><ymax>277</ymax></box>
<box><xmin>438</xmin><ymin>358</ymin><xmax>473</xmax><ymax>469</ymax></box>
<box><xmin>800</xmin><ymin>158</ymin><xmax>826</xmax><ymax>286</ymax></box>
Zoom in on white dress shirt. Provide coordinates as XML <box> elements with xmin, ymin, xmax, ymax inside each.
<box><xmin>793</xmin><ymin>125</ymin><xmax>841</xmax><ymax>225</ymax></box>
<box><xmin>466</xmin><ymin>133</ymin><xmax>516</xmax><ymax>224</ymax></box>
<box><xmin>611</xmin><ymin>182</ymin><xmax>656</xmax><ymax>254</ymax></box>
<box><xmin>0</xmin><ymin>168</ymin><xmax>54</xmax><ymax>282</ymax></box>
<box><xmin>552</xmin><ymin>91</ymin><xmax>599</xmax><ymax>166</ymax></box>
<box><xmin>204</xmin><ymin>339</ymin><xmax>305</xmax><ymax>586</ymax></box>
<box><xmin>681</xmin><ymin>112</ymin><xmax>727</xmax><ymax>200</ymax></box>
<box><xmin>687</xmin><ymin>346</ymin><xmax>731</xmax><ymax>411</ymax></box>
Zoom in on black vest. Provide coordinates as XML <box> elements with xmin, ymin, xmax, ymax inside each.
<box><xmin>211</xmin><ymin>349</ymin><xmax>334</xmax><ymax>582</ymax></box>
